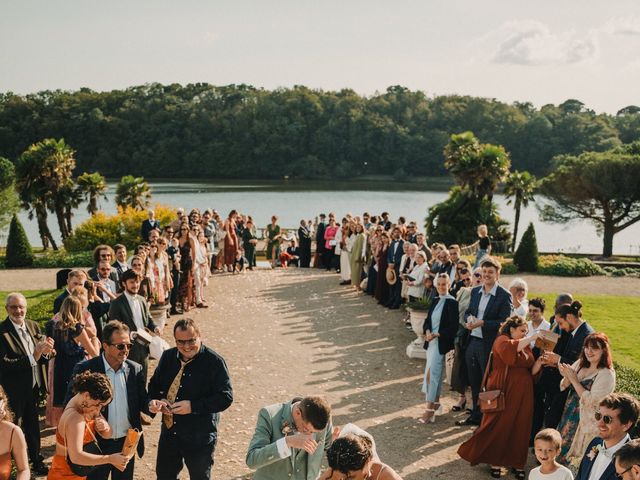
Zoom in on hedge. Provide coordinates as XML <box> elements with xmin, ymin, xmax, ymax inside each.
<box><xmin>538</xmin><ymin>255</ymin><xmax>605</xmax><ymax>277</ymax></box>
<box><xmin>63</xmin><ymin>205</ymin><xmax>175</xmax><ymax>252</ymax></box>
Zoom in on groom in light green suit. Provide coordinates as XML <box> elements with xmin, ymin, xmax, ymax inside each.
<box><xmin>246</xmin><ymin>396</ymin><xmax>333</xmax><ymax>480</ymax></box>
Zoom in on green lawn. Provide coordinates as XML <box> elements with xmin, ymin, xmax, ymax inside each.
<box><xmin>0</xmin><ymin>289</ymin><xmax>58</xmax><ymax>308</ymax></box>
<box><xmin>531</xmin><ymin>293</ymin><xmax>640</xmax><ymax>371</ymax></box>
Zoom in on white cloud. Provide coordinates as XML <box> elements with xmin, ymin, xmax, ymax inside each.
<box><xmin>490</xmin><ymin>20</ymin><xmax>599</xmax><ymax>66</ymax></box>
<box><xmin>602</xmin><ymin>16</ymin><xmax>640</xmax><ymax>36</ymax></box>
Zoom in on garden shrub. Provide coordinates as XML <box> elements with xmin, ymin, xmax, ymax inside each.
<box><xmin>538</xmin><ymin>255</ymin><xmax>605</xmax><ymax>277</ymax></box>
<box><xmin>64</xmin><ymin>205</ymin><xmax>175</xmax><ymax>252</ymax></box>
<box><xmin>513</xmin><ymin>223</ymin><xmax>538</xmax><ymax>272</ymax></box>
<box><xmin>32</xmin><ymin>250</ymin><xmax>94</xmax><ymax>268</ymax></box>
<box><xmin>5</xmin><ymin>215</ymin><xmax>34</xmax><ymax>267</ymax></box>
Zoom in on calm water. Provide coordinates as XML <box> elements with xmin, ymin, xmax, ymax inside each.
<box><xmin>9</xmin><ymin>181</ymin><xmax>640</xmax><ymax>255</ymax></box>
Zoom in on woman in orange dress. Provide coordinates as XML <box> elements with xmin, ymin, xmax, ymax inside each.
<box><xmin>48</xmin><ymin>371</ymin><xmax>131</xmax><ymax>480</ymax></box>
<box><xmin>223</xmin><ymin>210</ymin><xmax>238</xmax><ymax>271</ymax></box>
<box><xmin>457</xmin><ymin>316</ymin><xmax>544</xmax><ymax>479</ymax></box>
<box><xmin>0</xmin><ymin>386</ymin><xmax>30</xmax><ymax>480</ymax></box>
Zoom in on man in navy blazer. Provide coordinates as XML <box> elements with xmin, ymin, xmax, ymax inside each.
<box><xmin>66</xmin><ymin>321</ymin><xmax>150</xmax><ymax>480</ymax></box>
<box><xmin>575</xmin><ymin>393</ymin><xmax>639</xmax><ymax>480</ymax></box>
<box><xmin>385</xmin><ymin>226</ymin><xmax>405</xmax><ymax>309</ymax></box>
<box><xmin>539</xmin><ymin>301</ymin><xmax>595</xmax><ymax>430</ymax></box>
<box><xmin>457</xmin><ymin>257</ymin><xmax>512</xmax><ymax>425</ymax></box>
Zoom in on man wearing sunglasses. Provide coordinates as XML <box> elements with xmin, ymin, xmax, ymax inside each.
<box><xmin>67</xmin><ymin>321</ymin><xmax>151</xmax><ymax>480</ymax></box>
<box><xmin>575</xmin><ymin>393</ymin><xmax>640</xmax><ymax>480</ymax></box>
<box><xmin>148</xmin><ymin>318</ymin><xmax>233</xmax><ymax>480</ymax></box>
<box><xmin>614</xmin><ymin>439</ymin><xmax>640</xmax><ymax>480</ymax></box>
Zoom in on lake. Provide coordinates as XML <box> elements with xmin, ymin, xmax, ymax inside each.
<box><xmin>9</xmin><ymin>181</ymin><xmax>640</xmax><ymax>255</ymax></box>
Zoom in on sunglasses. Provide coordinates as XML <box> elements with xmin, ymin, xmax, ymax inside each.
<box><xmin>100</xmin><ymin>254</ymin><xmax>112</xmax><ymax>258</ymax></box>
<box><xmin>595</xmin><ymin>412</ymin><xmax>615</xmax><ymax>424</ymax></box>
<box><xmin>473</xmin><ymin>273</ymin><xmax>482</xmax><ymax>278</ymax></box>
<box><xmin>176</xmin><ymin>338</ymin><xmax>198</xmax><ymax>347</ymax></box>
<box><xmin>109</xmin><ymin>343</ymin><xmax>132</xmax><ymax>351</ymax></box>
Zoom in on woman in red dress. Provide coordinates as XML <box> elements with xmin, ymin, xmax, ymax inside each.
<box><xmin>458</xmin><ymin>315</ymin><xmax>543</xmax><ymax>479</ymax></box>
<box><xmin>223</xmin><ymin>210</ymin><xmax>238</xmax><ymax>272</ymax></box>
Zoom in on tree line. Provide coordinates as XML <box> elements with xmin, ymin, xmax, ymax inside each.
<box><xmin>1</xmin><ymin>84</ymin><xmax>639</xmax><ymax>179</ymax></box>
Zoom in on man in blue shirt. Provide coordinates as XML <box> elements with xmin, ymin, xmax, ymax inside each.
<box><xmin>67</xmin><ymin>321</ymin><xmax>150</xmax><ymax>480</ymax></box>
<box><xmin>458</xmin><ymin>257</ymin><xmax>512</xmax><ymax>426</ymax></box>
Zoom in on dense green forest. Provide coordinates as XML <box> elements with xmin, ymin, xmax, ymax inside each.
<box><xmin>1</xmin><ymin>83</ymin><xmax>639</xmax><ymax>179</ymax></box>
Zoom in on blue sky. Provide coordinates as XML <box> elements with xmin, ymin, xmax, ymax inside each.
<box><xmin>2</xmin><ymin>0</ymin><xmax>639</xmax><ymax>113</ymax></box>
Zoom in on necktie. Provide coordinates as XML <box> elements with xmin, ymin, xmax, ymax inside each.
<box><xmin>19</xmin><ymin>328</ymin><xmax>41</xmax><ymax>388</ymax></box>
<box><xmin>163</xmin><ymin>358</ymin><xmax>193</xmax><ymax>429</ymax></box>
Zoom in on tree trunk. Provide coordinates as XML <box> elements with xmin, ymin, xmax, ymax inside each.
<box><xmin>54</xmin><ymin>205</ymin><xmax>69</xmax><ymax>240</ymax></box>
<box><xmin>36</xmin><ymin>205</ymin><xmax>57</xmax><ymax>251</ymax></box>
<box><xmin>602</xmin><ymin>221</ymin><xmax>615</xmax><ymax>258</ymax></box>
<box><xmin>511</xmin><ymin>201</ymin><xmax>521</xmax><ymax>252</ymax></box>
<box><xmin>64</xmin><ymin>206</ymin><xmax>73</xmax><ymax>235</ymax></box>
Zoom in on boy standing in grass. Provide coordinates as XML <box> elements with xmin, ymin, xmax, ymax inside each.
<box><xmin>530</xmin><ymin>429</ymin><xmax>574</xmax><ymax>480</ymax></box>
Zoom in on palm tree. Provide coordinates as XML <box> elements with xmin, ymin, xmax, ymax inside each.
<box><xmin>76</xmin><ymin>172</ymin><xmax>108</xmax><ymax>215</ymax></box>
<box><xmin>115</xmin><ymin>175</ymin><xmax>151</xmax><ymax>211</ymax></box>
<box><xmin>15</xmin><ymin>139</ymin><xmax>77</xmax><ymax>249</ymax></box>
<box><xmin>504</xmin><ymin>170</ymin><xmax>538</xmax><ymax>252</ymax></box>
<box><xmin>444</xmin><ymin>131</ymin><xmax>511</xmax><ymax>200</ymax></box>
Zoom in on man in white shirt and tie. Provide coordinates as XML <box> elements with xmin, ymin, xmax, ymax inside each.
<box><xmin>0</xmin><ymin>293</ymin><xmax>54</xmax><ymax>475</ymax></box>
<box><xmin>108</xmin><ymin>270</ymin><xmax>159</xmax><ymax>378</ymax></box>
<box><xmin>576</xmin><ymin>393</ymin><xmax>640</xmax><ymax>480</ymax></box>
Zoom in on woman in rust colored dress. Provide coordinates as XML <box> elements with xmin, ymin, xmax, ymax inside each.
<box><xmin>374</xmin><ymin>232</ymin><xmax>391</xmax><ymax>304</ymax></box>
<box><xmin>457</xmin><ymin>315</ymin><xmax>544</xmax><ymax>480</ymax></box>
<box><xmin>223</xmin><ymin>210</ymin><xmax>238</xmax><ymax>272</ymax></box>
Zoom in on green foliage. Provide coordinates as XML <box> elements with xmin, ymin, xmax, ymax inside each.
<box><xmin>540</xmin><ymin>147</ymin><xmax>640</xmax><ymax>257</ymax></box>
<box><xmin>0</xmin><ymin>157</ymin><xmax>19</xmax><ymax>232</ymax></box>
<box><xmin>63</xmin><ymin>205</ymin><xmax>175</xmax><ymax>251</ymax></box>
<box><xmin>115</xmin><ymin>175</ymin><xmax>151</xmax><ymax>211</ymax></box>
<box><xmin>426</xmin><ymin>187</ymin><xmax>510</xmax><ymax>246</ymax></box>
<box><xmin>406</xmin><ymin>296</ymin><xmax>433</xmax><ymax>311</ymax></box>
<box><xmin>0</xmin><ymin>85</ymin><xmax>634</xmax><ymax>181</ymax></box>
<box><xmin>513</xmin><ymin>223</ymin><xmax>539</xmax><ymax>272</ymax></box>
<box><xmin>537</xmin><ymin>255</ymin><xmax>605</xmax><ymax>277</ymax></box>
<box><xmin>5</xmin><ymin>215</ymin><xmax>33</xmax><ymax>267</ymax></box>
<box><xmin>504</xmin><ymin>170</ymin><xmax>538</xmax><ymax>251</ymax></box>
<box><xmin>76</xmin><ymin>172</ymin><xmax>107</xmax><ymax>215</ymax></box>
<box><xmin>32</xmin><ymin>250</ymin><xmax>93</xmax><ymax>268</ymax></box>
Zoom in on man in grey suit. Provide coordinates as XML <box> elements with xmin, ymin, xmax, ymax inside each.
<box><xmin>246</xmin><ymin>396</ymin><xmax>333</xmax><ymax>480</ymax></box>
<box><xmin>108</xmin><ymin>269</ymin><xmax>159</xmax><ymax>378</ymax></box>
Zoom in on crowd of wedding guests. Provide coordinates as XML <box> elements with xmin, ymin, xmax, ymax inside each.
<box><xmin>0</xmin><ymin>206</ymin><xmax>639</xmax><ymax>480</ymax></box>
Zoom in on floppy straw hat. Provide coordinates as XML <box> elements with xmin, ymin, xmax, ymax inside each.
<box><xmin>386</xmin><ymin>268</ymin><xmax>397</xmax><ymax>285</ymax></box>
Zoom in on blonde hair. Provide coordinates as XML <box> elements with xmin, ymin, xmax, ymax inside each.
<box><xmin>58</xmin><ymin>296</ymin><xmax>84</xmax><ymax>333</ymax></box>
<box><xmin>534</xmin><ymin>428</ymin><xmax>562</xmax><ymax>451</ymax></box>
<box><xmin>477</xmin><ymin>224</ymin><xmax>488</xmax><ymax>236</ymax></box>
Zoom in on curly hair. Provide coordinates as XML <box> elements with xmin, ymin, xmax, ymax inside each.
<box><xmin>326</xmin><ymin>434</ymin><xmax>374</xmax><ymax>473</ymax></box>
<box><xmin>499</xmin><ymin>315</ymin><xmax>527</xmax><ymax>336</ymax></box>
<box><xmin>0</xmin><ymin>385</ymin><xmax>14</xmax><ymax>423</ymax></box>
<box><xmin>71</xmin><ymin>371</ymin><xmax>112</xmax><ymax>403</ymax></box>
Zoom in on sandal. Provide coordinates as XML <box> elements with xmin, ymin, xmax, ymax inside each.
<box><xmin>452</xmin><ymin>398</ymin><xmax>467</xmax><ymax>412</ymax></box>
<box><xmin>490</xmin><ymin>467</ymin><xmax>503</xmax><ymax>478</ymax></box>
<box><xmin>417</xmin><ymin>409</ymin><xmax>436</xmax><ymax>424</ymax></box>
<box><xmin>514</xmin><ymin>470</ymin><xmax>525</xmax><ymax>480</ymax></box>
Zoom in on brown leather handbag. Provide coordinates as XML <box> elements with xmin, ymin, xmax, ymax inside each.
<box><xmin>478</xmin><ymin>351</ymin><xmax>508</xmax><ymax>413</ymax></box>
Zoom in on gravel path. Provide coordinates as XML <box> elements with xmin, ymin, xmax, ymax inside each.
<box><xmin>18</xmin><ymin>267</ymin><xmax>639</xmax><ymax>479</ymax></box>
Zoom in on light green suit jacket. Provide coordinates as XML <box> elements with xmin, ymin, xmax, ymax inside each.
<box><xmin>246</xmin><ymin>399</ymin><xmax>333</xmax><ymax>480</ymax></box>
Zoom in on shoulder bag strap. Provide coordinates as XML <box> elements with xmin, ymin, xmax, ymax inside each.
<box><xmin>480</xmin><ymin>352</ymin><xmax>493</xmax><ymax>391</ymax></box>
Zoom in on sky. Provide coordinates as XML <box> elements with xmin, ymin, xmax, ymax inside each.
<box><xmin>1</xmin><ymin>0</ymin><xmax>640</xmax><ymax>114</ymax></box>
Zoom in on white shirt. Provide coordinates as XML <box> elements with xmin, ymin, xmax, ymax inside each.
<box><xmin>527</xmin><ymin>319</ymin><xmax>551</xmax><ymax>348</ymax></box>
<box><xmin>588</xmin><ymin>434</ymin><xmax>630</xmax><ymax>480</ymax></box>
<box><xmin>470</xmin><ymin>283</ymin><xmax>498</xmax><ymax>339</ymax></box>
<box><xmin>528</xmin><ymin>464</ymin><xmax>574</xmax><ymax>480</ymax></box>
<box><xmin>124</xmin><ymin>291</ymin><xmax>144</xmax><ymax>331</ymax></box>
